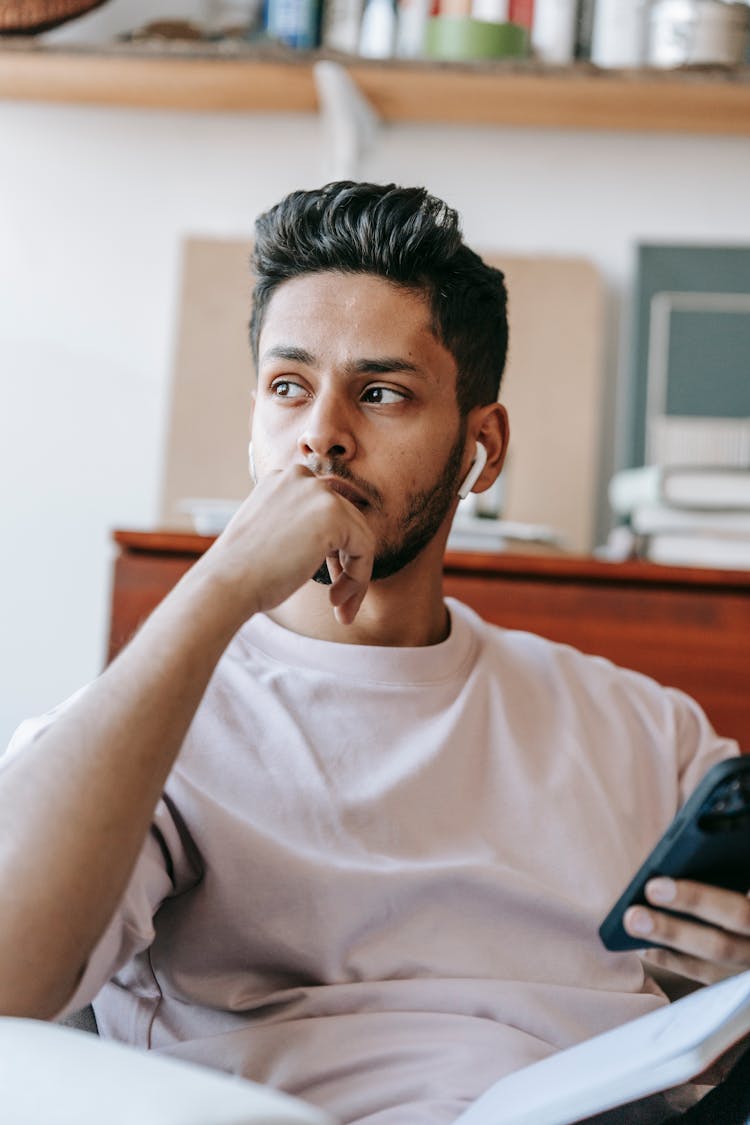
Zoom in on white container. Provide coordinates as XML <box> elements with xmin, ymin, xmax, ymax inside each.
<box><xmin>531</xmin><ymin>0</ymin><xmax>577</xmax><ymax>62</ymax></box>
<box><xmin>647</xmin><ymin>0</ymin><xmax>749</xmax><ymax>67</ymax></box>
<box><xmin>322</xmin><ymin>0</ymin><xmax>365</xmax><ymax>52</ymax></box>
<box><xmin>590</xmin><ymin>0</ymin><xmax>649</xmax><ymax>67</ymax></box>
<box><xmin>359</xmin><ymin>0</ymin><xmax>397</xmax><ymax>56</ymax></box>
<box><xmin>396</xmin><ymin>0</ymin><xmax>432</xmax><ymax>56</ymax></box>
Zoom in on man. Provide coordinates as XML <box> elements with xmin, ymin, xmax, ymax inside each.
<box><xmin>1</xmin><ymin>182</ymin><xmax>750</xmax><ymax>1124</ymax></box>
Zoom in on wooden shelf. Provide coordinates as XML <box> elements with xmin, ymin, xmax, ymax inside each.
<box><xmin>1</xmin><ymin>41</ymin><xmax>750</xmax><ymax>133</ymax></box>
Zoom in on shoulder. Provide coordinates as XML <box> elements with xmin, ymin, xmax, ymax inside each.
<box><xmin>449</xmin><ymin>595</ymin><xmax>659</xmax><ymax>695</ymax></box>
<box><xmin>446</xmin><ymin>597</ymin><xmax>738</xmax><ymax>781</ymax></box>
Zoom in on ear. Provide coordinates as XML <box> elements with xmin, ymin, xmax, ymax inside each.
<box><xmin>248</xmin><ymin>390</ymin><xmax>256</xmax><ymax>437</ymax></box>
<box><xmin>468</xmin><ymin>402</ymin><xmax>510</xmax><ymax>494</ymax></box>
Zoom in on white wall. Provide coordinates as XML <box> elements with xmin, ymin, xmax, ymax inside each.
<box><xmin>1</xmin><ymin>88</ymin><xmax>749</xmax><ymax>749</ymax></box>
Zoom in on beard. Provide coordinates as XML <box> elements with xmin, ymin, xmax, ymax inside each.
<box><xmin>313</xmin><ymin>423</ymin><xmax>467</xmax><ymax>586</ymax></box>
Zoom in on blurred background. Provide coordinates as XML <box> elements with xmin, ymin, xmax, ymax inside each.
<box><xmin>1</xmin><ymin>0</ymin><xmax>750</xmax><ymax>747</ymax></box>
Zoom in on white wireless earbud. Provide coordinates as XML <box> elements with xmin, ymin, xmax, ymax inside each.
<box><xmin>248</xmin><ymin>440</ymin><xmax>257</xmax><ymax>484</ymax></box>
<box><xmin>457</xmin><ymin>441</ymin><xmax>487</xmax><ymax>500</ymax></box>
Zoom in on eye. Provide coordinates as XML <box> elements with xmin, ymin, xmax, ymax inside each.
<box><xmin>270</xmin><ymin>379</ymin><xmax>307</xmax><ymax>399</ymax></box>
<box><xmin>361</xmin><ymin>385</ymin><xmax>406</xmax><ymax>405</ymax></box>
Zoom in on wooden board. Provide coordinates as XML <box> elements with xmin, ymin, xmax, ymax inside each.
<box><xmin>2</xmin><ymin>47</ymin><xmax>750</xmax><ymax>134</ymax></box>
<box><xmin>159</xmin><ymin>238</ymin><xmax>256</xmax><ymax>523</ymax></box>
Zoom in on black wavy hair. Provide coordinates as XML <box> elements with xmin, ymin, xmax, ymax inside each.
<box><xmin>249</xmin><ymin>181</ymin><xmax>508</xmax><ymax>416</ymax></box>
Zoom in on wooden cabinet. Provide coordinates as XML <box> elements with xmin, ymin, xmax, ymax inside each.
<box><xmin>108</xmin><ymin>530</ymin><xmax>750</xmax><ymax>749</ymax></box>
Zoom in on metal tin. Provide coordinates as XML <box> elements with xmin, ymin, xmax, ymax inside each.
<box><xmin>648</xmin><ymin>0</ymin><xmax>749</xmax><ymax>67</ymax></box>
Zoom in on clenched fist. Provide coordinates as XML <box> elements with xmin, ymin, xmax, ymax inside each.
<box><xmin>190</xmin><ymin>465</ymin><xmax>376</xmax><ymax>630</ymax></box>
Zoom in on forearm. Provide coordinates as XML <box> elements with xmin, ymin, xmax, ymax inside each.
<box><xmin>0</xmin><ymin>468</ymin><xmax>375</xmax><ymax>1019</ymax></box>
<box><xmin>0</xmin><ymin>564</ymin><xmax>243</xmax><ymax>1019</ymax></box>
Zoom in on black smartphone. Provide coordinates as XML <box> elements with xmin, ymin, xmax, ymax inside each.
<box><xmin>599</xmin><ymin>756</ymin><xmax>750</xmax><ymax>952</ymax></box>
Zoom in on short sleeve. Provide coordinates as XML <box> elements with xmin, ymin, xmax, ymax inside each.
<box><xmin>669</xmin><ymin>686</ymin><xmax>741</xmax><ymax>803</ymax></box>
<box><xmin>57</xmin><ymin>791</ymin><xmax>202</xmax><ymax>1019</ymax></box>
<box><xmin>2</xmin><ymin>686</ymin><xmax>92</xmax><ymax>763</ymax></box>
<box><xmin>3</xmin><ymin>694</ymin><xmax>202</xmax><ymax>1020</ymax></box>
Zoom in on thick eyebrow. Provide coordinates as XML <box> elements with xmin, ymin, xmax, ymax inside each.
<box><xmin>261</xmin><ymin>346</ymin><xmax>424</xmax><ymax>379</ymax></box>
<box><xmin>351</xmin><ymin>357</ymin><xmax>423</xmax><ymax>378</ymax></box>
<box><xmin>261</xmin><ymin>345</ymin><xmax>316</xmax><ymax>366</ymax></box>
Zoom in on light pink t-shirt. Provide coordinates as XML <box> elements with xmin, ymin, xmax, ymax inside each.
<box><xmin>8</xmin><ymin>599</ymin><xmax>738</xmax><ymax>1123</ymax></box>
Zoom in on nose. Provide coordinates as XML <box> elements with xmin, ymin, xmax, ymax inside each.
<box><xmin>298</xmin><ymin>388</ymin><xmax>355</xmax><ymax>464</ymax></box>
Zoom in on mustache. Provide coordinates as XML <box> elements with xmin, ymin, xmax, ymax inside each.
<box><xmin>303</xmin><ymin>454</ymin><xmax>383</xmax><ymax>511</ymax></box>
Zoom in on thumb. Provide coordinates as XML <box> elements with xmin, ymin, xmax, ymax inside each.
<box><xmin>328</xmin><ymin>548</ymin><xmax>372</xmax><ymax>624</ymax></box>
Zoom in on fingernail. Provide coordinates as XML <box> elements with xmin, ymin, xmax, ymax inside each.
<box><xmin>626</xmin><ymin>907</ymin><xmax>654</xmax><ymax>936</ymax></box>
<box><xmin>647</xmin><ymin>877</ymin><xmax>676</xmax><ymax>904</ymax></box>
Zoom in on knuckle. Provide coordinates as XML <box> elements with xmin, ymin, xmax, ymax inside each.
<box><xmin>730</xmin><ymin>897</ymin><xmax>750</xmax><ymax>934</ymax></box>
<box><xmin>707</xmin><ymin>930</ymin><xmax>736</xmax><ymax>964</ymax></box>
<box><xmin>677</xmin><ymin>880</ymin><xmax>702</xmax><ymax>908</ymax></box>
<box><xmin>655</xmin><ymin>918</ymin><xmax>679</xmax><ymax>947</ymax></box>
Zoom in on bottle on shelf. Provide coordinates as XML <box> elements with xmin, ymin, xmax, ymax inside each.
<box><xmin>321</xmin><ymin>0</ymin><xmax>365</xmax><ymax>52</ymax></box>
<box><xmin>265</xmin><ymin>0</ymin><xmax>322</xmax><ymax>47</ymax></box>
<box><xmin>590</xmin><ymin>0</ymin><xmax>649</xmax><ymax>67</ymax></box>
<box><xmin>531</xmin><ymin>0</ymin><xmax>577</xmax><ymax>62</ymax></box>
<box><xmin>359</xmin><ymin>0</ymin><xmax>398</xmax><ymax>55</ymax></box>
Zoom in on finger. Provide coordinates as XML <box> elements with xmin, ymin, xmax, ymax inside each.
<box><xmin>330</xmin><ymin>577</ymin><xmax>367</xmax><ymax>625</ymax></box>
<box><xmin>642</xmin><ymin>945</ymin><xmax>735</xmax><ymax>986</ymax></box>
<box><xmin>332</xmin><ymin>546</ymin><xmax>372</xmax><ymax>592</ymax></box>
<box><xmin>329</xmin><ymin>538</ymin><xmax>372</xmax><ymax>593</ymax></box>
<box><xmin>329</xmin><ymin>570</ymin><xmax>360</xmax><ymax>606</ymax></box>
<box><xmin>645</xmin><ymin>877</ymin><xmax>750</xmax><ymax>935</ymax></box>
<box><xmin>326</xmin><ymin>554</ymin><xmax>343</xmax><ymax>584</ymax></box>
<box><xmin>623</xmin><ymin>903</ymin><xmax>750</xmax><ymax>968</ymax></box>
<box><xmin>329</xmin><ymin>555</ymin><xmax>371</xmax><ymax>624</ymax></box>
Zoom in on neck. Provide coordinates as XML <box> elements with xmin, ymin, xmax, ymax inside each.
<box><xmin>267</xmin><ymin>538</ymin><xmax>450</xmax><ymax>648</ymax></box>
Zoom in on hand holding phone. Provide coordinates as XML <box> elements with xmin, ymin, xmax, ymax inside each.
<box><xmin>600</xmin><ymin>757</ymin><xmax>750</xmax><ymax>953</ymax></box>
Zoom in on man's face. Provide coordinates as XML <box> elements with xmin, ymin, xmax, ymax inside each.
<box><xmin>252</xmin><ymin>271</ymin><xmax>469</xmax><ymax>582</ymax></box>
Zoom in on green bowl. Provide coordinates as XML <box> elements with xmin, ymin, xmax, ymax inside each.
<box><xmin>423</xmin><ymin>17</ymin><xmax>528</xmax><ymax>61</ymax></box>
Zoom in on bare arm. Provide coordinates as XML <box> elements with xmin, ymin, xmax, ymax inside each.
<box><xmin>0</xmin><ymin>466</ymin><xmax>374</xmax><ymax>1018</ymax></box>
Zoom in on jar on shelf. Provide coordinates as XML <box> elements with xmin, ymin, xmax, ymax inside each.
<box><xmin>647</xmin><ymin>0</ymin><xmax>750</xmax><ymax>67</ymax></box>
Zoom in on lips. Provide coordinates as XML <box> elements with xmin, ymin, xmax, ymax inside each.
<box><xmin>322</xmin><ymin>479</ymin><xmax>370</xmax><ymax>510</ymax></box>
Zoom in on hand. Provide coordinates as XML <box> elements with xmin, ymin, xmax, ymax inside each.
<box><xmin>625</xmin><ymin>877</ymin><xmax>750</xmax><ymax>984</ymax></box>
<box><xmin>190</xmin><ymin>465</ymin><xmax>375</xmax><ymax>628</ymax></box>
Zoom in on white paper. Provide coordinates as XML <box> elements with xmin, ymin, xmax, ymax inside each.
<box><xmin>455</xmin><ymin>970</ymin><xmax>750</xmax><ymax>1125</ymax></box>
